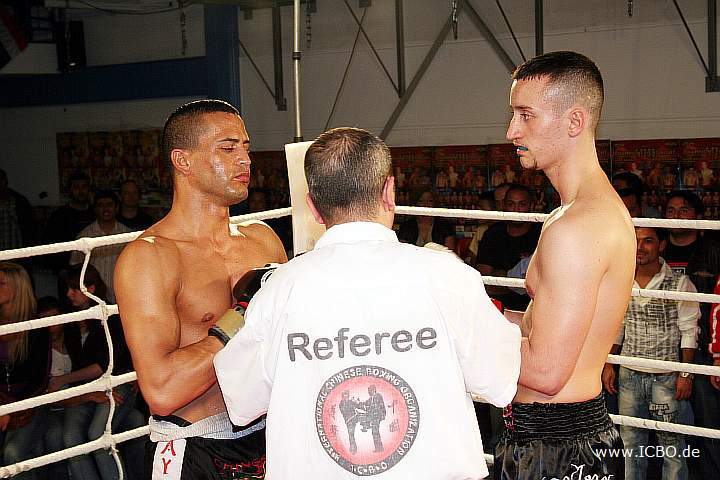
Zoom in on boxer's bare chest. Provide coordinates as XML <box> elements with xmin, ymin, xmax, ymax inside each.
<box><xmin>172</xmin><ymin>240</ymin><xmax>257</xmax><ymax>346</ymax></box>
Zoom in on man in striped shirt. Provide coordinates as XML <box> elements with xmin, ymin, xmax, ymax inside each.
<box><xmin>603</xmin><ymin>226</ymin><xmax>700</xmax><ymax>480</ymax></box>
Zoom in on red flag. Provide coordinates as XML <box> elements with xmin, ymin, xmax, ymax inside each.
<box><xmin>0</xmin><ymin>6</ymin><xmax>28</xmax><ymax>70</ymax></box>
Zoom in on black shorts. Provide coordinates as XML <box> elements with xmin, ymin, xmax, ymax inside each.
<box><xmin>145</xmin><ymin>416</ymin><xmax>266</xmax><ymax>479</ymax></box>
<box><xmin>494</xmin><ymin>394</ymin><xmax>623</xmax><ymax>480</ymax></box>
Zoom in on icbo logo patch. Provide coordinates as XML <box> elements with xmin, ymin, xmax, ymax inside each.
<box><xmin>315</xmin><ymin>365</ymin><xmax>420</xmax><ymax>476</ymax></box>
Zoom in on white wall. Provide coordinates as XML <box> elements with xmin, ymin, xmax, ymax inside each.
<box><xmin>239</xmin><ymin>0</ymin><xmax>720</xmax><ymax>146</ymax></box>
<box><xmin>1</xmin><ymin>0</ymin><xmax>719</xmax><ymax>202</ymax></box>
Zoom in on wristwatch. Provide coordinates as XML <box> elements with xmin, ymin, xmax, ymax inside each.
<box><xmin>679</xmin><ymin>371</ymin><xmax>695</xmax><ymax>380</ymax></box>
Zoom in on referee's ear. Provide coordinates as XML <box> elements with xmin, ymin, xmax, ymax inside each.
<box><xmin>381</xmin><ymin>176</ymin><xmax>396</xmax><ymax>213</ymax></box>
<box><xmin>306</xmin><ymin>193</ymin><xmax>325</xmax><ymax>225</ymax></box>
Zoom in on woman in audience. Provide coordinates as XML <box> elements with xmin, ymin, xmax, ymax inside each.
<box><xmin>37</xmin><ymin>295</ymin><xmax>77</xmax><ymax>480</ymax></box>
<box><xmin>46</xmin><ymin>264</ymin><xmax>136</xmax><ymax>480</ymax></box>
<box><xmin>0</xmin><ymin>262</ymin><xmax>49</xmax><ymax>480</ymax></box>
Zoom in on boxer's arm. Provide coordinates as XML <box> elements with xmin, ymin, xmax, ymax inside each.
<box><xmin>519</xmin><ymin>222</ymin><xmax>602</xmax><ymax>396</ymax></box>
<box><xmin>114</xmin><ymin>240</ymin><xmax>223</xmax><ymax>416</ymax></box>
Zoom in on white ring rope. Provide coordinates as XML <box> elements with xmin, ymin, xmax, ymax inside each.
<box><xmin>607</xmin><ymin>355</ymin><xmax>720</xmax><ymax>377</ymax></box>
<box><xmin>0</xmin><ymin>372</ymin><xmax>137</xmax><ymax>417</ymax></box>
<box><xmin>610</xmin><ymin>414</ymin><xmax>720</xmax><ymax>439</ymax></box>
<box><xmin>0</xmin><ymin>306</ymin><xmax>118</xmax><ymax>335</ymax></box>
<box><xmin>0</xmin><ymin>208</ymin><xmax>294</xmax><ymax>263</ymax></box>
<box><xmin>395</xmin><ymin>206</ymin><xmax>720</xmax><ymax>230</ymax></box>
<box><xmin>229</xmin><ymin>207</ymin><xmax>293</xmax><ymax>224</ymax></box>
<box><xmin>0</xmin><ymin>426</ymin><xmax>149</xmax><ymax>479</ymax></box>
<box><xmin>481</xmin><ymin>276</ymin><xmax>720</xmax><ymax>304</ymax></box>
<box><xmin>1</xmin><ymin>205</ymin><xmax>720</xmax><ymax>477</ymax></box>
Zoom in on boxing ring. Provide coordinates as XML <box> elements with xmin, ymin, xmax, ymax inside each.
<box><xmin>2</xmin><ymin>206</ymin><xmax>720</xmax><ymax>477</ymax></box>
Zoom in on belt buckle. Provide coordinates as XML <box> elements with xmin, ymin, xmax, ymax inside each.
<box><xmin>502</xmin><ymin>404</ymin><xmax>514</xmax><ymax>431</ymax></box>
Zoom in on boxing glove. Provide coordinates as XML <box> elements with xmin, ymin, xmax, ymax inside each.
<box><xmin>208</xmin><ymin>263</ymin><xmax>280</xmax><ymax>345</ymax></box>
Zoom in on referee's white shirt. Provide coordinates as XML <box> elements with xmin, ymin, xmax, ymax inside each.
<box><xmin>215</xmin><ymin>221</ymin><xmax>521</xmax><ymax>479</ymax></box>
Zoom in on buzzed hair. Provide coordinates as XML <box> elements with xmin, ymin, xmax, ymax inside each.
<box><xmin>161</xmin><ymin>99</ymin><xmax>240</xmax><ymax>174</ymax></box>
<box><xmin>304</xmin><ymin>127</ymin><xmax>392</xmax><ymax>225</ymax></box>
<box><xmin>505</xmin><ymin>183</ymin><xmax>532</xmax><ymax>199</ymax></box>
<box><xmin>636</xmin><ymin>225</ymin><xmax>669</xmax><ymax>243</ymax></box>
<box><xmin>512</xmin><ymin>51</ymin><xmax>604</xmax><ymax>130</ymax></box>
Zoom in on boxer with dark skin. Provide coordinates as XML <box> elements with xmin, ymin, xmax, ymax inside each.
<box><xmin>496</xmin><ymin>52</ymin><xmax>635</xmax><ymax>480</ymax></box>
<box><xmin>114</xmin><ymin>100</ymin><xmax>286</xmax><ymax>478</ymax></box>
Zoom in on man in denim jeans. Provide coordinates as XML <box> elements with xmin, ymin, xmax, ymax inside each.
<box><xmin>602</xmin><ymin>226</ymin><xmax>700</xmax><ymax>480</ymax></box>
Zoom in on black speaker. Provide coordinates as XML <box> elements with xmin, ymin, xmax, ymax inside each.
<box><xmin>55</xmin><ymin>20</ymin><xmax>86</xmax><ymax>72</ymax></box>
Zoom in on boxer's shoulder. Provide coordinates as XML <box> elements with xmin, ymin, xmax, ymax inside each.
<box><xmin>538</xmin><ymin>213</ymin><xmax>585</xmax><ymax>244</ymax></box>
<box><xmin>231</xmin><ymin>219</ymin><xmax>274</xmax><ymax>238</ymax></box>
<box><xmin>119</xmin><ymin>228</ymin><xmax>184</xmax><ymax>276</ymax></box>
<box><xmin>115</xmin><ymin>233</ymin><xmax>183</xmax><ymax>301</ymax></box>
<box><xmin>127</xmin><ymin>229</ymin><xmax>182</xmax><ymax>256</ymax></box>
<box><xmin>231</xmin><ymin>219</ymin><xmax>287</xmax><ymax>263</ymax></box>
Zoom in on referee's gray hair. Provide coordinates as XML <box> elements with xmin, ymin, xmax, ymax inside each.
<box><xmin>304</xmin><ymin>127</ymin><xmax>392</xmax><ymax>224</ymax></box>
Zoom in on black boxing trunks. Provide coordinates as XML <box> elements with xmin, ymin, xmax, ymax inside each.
<box><xmin>145</xmin><ymin>413</ymin><xmax>266</xmax><ymax>479</ymax></box>
<box><xmin>494</xmin><ymin>394</ymin><xmax>623</xmax><ymax>480</ymax></box>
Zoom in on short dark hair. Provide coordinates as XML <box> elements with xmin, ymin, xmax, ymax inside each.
<box><xmin>512</xmin><ymin>51</ymin><xmax>604</xmax><ymax>130</ymax></box>
<box><xmin>613</xmin><ymin>172</ymin><xmax>644</xmax><ymax>193</ymax></box>
<box><xmin>37</xmin><ymin>296</ymin><xmax>62</xmax><ymax>315</ymax></box>
<box><xmin>161</xmin><ymin>99</ymin><xmax>240</xmax><ymax>175</ymax></box>
<box><xmin>617</xmin><ymin>187</ymin><xmax>642</xmax><ymax>206</ymax></box>
<box><xmin>505</xmin><ymin>183</ymin><xmax>532</xmax><ymax>199</ymax></box>
<box><xmin>478</xmin><ymin>191</ymin><xmax>496</xmax><ymax>206</ymax></box>
<box><xmin>304</xmin><ymin>127</ymin><xmax>392</xmax><ymax>224</ymax></box>
<box><xmin>637</xmin><ymin>226</ymin><xmax>669</xmax><ymax>243</ymax></box>
<box><xmin>93</xmin><ymin>189</ymin><xmax>119</xmax><ymax>208</ymax></box>
<box><xmin>65</xmin><ymin>264</ymin><xmax>107</xmax><ymax>302</ymax></box>
<box><xmin>67</xmin><ymin>170</ymin><xmax>90</xmax><ymax>188</ymax></box>
<box><xmin>666</xmin><ymin>190</ymin><xmax>704</xmax><ymax>217</ymax></box>
<box><xmin>412</xmin><ymin>189</ymin><xmax>439</xmax><ymax>206</ymax></box>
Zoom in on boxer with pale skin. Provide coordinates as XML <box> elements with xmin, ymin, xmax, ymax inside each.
<box><xmin>495</xmin><ymin>51</ymin><xmax>635</xmax><ymax>480</ymax></box>
<box><xmin>114</xmin><ymin>100</ymin><xmax>286</xmax><ymax>479</ymax></box>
